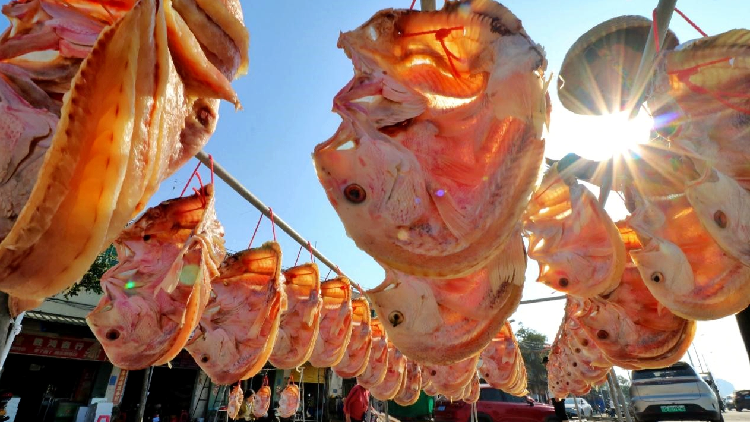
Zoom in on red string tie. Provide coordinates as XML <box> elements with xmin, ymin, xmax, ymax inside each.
<box><xmin>248</xmin><ymin>213</ymin><xmax>264</xmax><ymax>248</ymax></box>
<box><xmin>674</xmin><ymin>8</ymin><xmax>708</xmax><ymax>37</ymax></box>
<box><xmin>294</xmin><ymin>245</ymin><xmax>303</xmax><ymax>266</ymax></box>
<box><xmin>651</xmin><ymin>9</ymin><xmax>661</xmax><ymax>53</ymax></box>
<box><xmin>180</xmin><ymin>161</ymin><xmax>202</xmax><ymax>197</ymax></box>
<box><xmin>401</xmin><ymin>26</ymin><xmax>465</xmax><ymax>78</ymax></box>
<box><xmin>268</xmin><ymin>208</ymin><xmax>277</xmax><ymax>241</ymax></box>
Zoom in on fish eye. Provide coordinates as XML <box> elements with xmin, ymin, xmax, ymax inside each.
<box><xmin>596</xmin><ymin>329</ymin><xmax>609</xmax><ymax>340</ymax></box>
<box><xmin>105</xmin><ymin>329</ymin><xmax>120</xmax><ymax>341</ymax></box>
<box><xmin>201</xmin><ymin>355</ymin><xmax>210</xmax><ymax>363</ymax></box>
<box><xmin>714</xmin><ymin>210</ymin><xmax>727</xmax><ymax>228</ymax></box>
<box><xmin>143</xmin><ymin>234</ymin><xmax>151</xmax><ymax>241</ymax></box>
<box><xmin>558</xmin><ymin>277</ymin><xmax>569</xmax><ymax>287</ymax></box>
<box><xmin>388</xmin><ymin>310</ymin><xmax>404</xmax><ymax>327</ymax></box>
<box><xmin>650</xmin><ymin>271</ymin><xmax>664</xmax><ymax>283</ymax></box>
<box><xmin>344</xmin><ymin>184</ymin><xmax>367</xmax><ymax>204</ymax></box>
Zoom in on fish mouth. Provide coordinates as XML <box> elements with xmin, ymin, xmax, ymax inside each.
<box><xmin>314</xmin><ymin>121</ymin><xmax>360</xmax><ymax>155</ymax></box>
<box><xmin>333</xmin><ymin>78</ymin><xmax>384</xmax><ymax>116</ymax></box>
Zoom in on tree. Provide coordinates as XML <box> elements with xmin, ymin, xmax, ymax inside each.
<box><xmin>516</xmin><ymin>326</ymin><xmax>550</xmax><ymax>396</ymax></box>
<box><xmin>616</xmin><ymin>374</ymin><xmax>631</xmax><ymax>400</ymax></box>
<box><xmin>63</xmin><ymin>244</ymin><xmax>118</xmax><ymax>298</ymax></box>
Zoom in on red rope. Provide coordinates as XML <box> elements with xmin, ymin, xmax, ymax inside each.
<box><xmin>409</xmin><ymin>0</ymin><xmax>416</xmax><ymax>9</ymax></box>
<box><xmin>268</xmin><ymin>208</ymin><xmax>277</xmax><ymax>241</ymax></box>
<box><xmin>307</xmin><ymin>241</ymin><xmax>315</xmax><ymax>263</ymax></box>
<box><xmin>248</xmin><ymin>213</ymin><xmax>263</xmax><ymax>248</ymax></box>
<box><xmin>294</xmin><ymin>245</ymin><xmax>303</xmax><ymax>266</ymax></box>
<box><xmin>180</xmin><ymin>162</ymin><xmax>202</xmax><ymax>197</ymax></box>
<box><xmin>325</xmin><ymin>268</ymin><xmax>333</xmax><ymax>280</ymax></box>
<box><xmin>401</xmin><ymin>26</ymin><xmax>464</xmax><ymax>78</ymax></box>
<box><xmin>194</xmin><ymin>171</ymin><xmax>204</xmax><ymax>190</ymax></box>
<box><xmin>674</xmin><ymin>8</ymin><xmax>708</xmax><ymax>37</ymax></box>
<box><xmin>208</xmin><ymin>154</ymin><xmax>215</xmax><ymax>186</ymax></box>
<box><xmin>651</xmin><ymin>9</ymin><xmax>660</xmax><ymax>53</ymax></box>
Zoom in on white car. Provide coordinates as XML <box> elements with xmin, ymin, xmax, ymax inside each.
<box><xmin>564</xmin><ymin>397</ymin><xmax>593</xmax><ymax>418</ymax></box>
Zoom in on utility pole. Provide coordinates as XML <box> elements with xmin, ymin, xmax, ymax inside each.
<box><xmin>693</xmin><ymin>345</ymin><xmax>705</xmax><ymax>372</ymax></box>
<box><xmin>611</xmin><ymin>372</ymin><xmax>633</xmax><ymax>422</ymax></box>
<box><xmin>137</xmin><ymin>367</ymin><xmax>154</xmax><ymax>422</ymax></box>
<box><xmin>607</xmin><ymin>371</ymin><xmax>624</xmax><ymax>422</ymax></box>
<box><xmin>686</xmin><ymin>349</ymin><xmax>696</xmax><ymax>368</ymax></box>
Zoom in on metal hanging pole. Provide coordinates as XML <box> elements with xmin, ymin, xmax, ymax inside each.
<box><xmin>195</xmin><ymin>152</ymin><xmax>362</xmax><ymax>291</ymax></box>
<box><xmin>627</xmin><ymin>0</ymin><xmax>677</xmax><ymax>119</ymax></box>
<box><xmin>420</xmin><ymin>0</ymin><xmax>436</xmax><ymax>11</ymax></box>
<box><xmin>573</xmin><ymin>396</ymin><xmax>581</xmax><ymax>420</ymax></box>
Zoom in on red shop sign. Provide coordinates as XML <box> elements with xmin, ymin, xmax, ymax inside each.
<box><xmin>10</xmin><ymin>333</ymin><xmax>108</xmax><ymax>361</ymax></box>
<box><xmin>113</xmin><ymin>370</ymin><xmax>128</xmax><ymax>405</ymax></box>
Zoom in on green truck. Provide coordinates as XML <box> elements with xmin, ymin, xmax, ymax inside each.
<box><xmin>387</xmin><ymin>392</ymin><xmax>435</xmax><ymax>422</ymax></box>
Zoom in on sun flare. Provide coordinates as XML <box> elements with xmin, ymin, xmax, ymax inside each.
<box><xmin>547</xmin><ymin>108</ymin><xmax>654</xmax><ymax>162</ymax></box>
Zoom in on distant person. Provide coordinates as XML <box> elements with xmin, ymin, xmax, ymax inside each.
<box><xmin>344</xmin><ymin>385</ymin><xmax>371</xmax><ymax>422</ymax></box>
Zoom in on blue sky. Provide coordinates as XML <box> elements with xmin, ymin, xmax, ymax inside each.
<box><xmin>3</xmin><ymin>0</ymin><xmax>750</xmax><ymax>388</ymax></box>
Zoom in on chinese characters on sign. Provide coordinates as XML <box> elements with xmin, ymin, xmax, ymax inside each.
<box><xmin>10</xmin><ymin>333</ymin><xmax>108</xmax><ymax>361</ymax></box>
<box><xmin>113</xmin><ymin>370</ymin><xmax>128</xmax><ymax>404</ymax></box>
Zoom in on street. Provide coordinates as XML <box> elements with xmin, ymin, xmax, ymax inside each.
<box><xmin>724</xmin><ymin>411</ymin><xmax>750</xmax><ymax>422</ymax></box>
<box><xmin>583</xmin><ymin>411</ymin><xmax>750</xmax><ymax>422</ymax></box>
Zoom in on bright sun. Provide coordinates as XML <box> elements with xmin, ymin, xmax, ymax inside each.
<box><xmin>546</xmin><ymin>108</ymin><xmax>654</xmax><ymax>162</ymax></box>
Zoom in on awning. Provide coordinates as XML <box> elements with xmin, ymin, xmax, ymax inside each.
<box><xmin>25</xmin><ymin>311</ymin><xmax>88</xmax><ymax>326</ymax></box>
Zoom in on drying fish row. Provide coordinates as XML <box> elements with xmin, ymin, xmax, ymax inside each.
<box><xmin>314</xmin><ymin>0</ymin><xmax>548</xmax><ymax>367</ymax></box>
<box><xmin>83</xmin><ymin>184</ymin><xmax>529</xmax><ymax>404</ymax></box>
<box><xmin>0</xmin><ymin>0</ymin><xmax>248</xmax><ymax>312</ymax></box>
<box><xmin>313</xmin><ymin>0</ymin><xmax>750</xmax><ymax>398</ymax></box>
<box><xmin>530</xmin><ymin>18</ymin><xmax>750</xmax><ymax>397</ymax></box>
<box><xmin>224</xmin><ymin>377</ymin><xmax>296</xmax><ymax>420</ymax></box>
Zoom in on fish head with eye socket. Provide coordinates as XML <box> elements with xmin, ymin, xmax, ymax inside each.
<box><xmin>629</xmin><ymin>231</ymin><xmax>696</xmax><ymax>298</ymax></box>
<box><xmin>571</xmin><ymin>298</ymin><xmax>631</xmax><ymax>354</ymax></box>
<box><xmin>87</xmin><ymin>284</ymin><xmax>167</xmax><ymax>369</ymax></box>
<box><xmin>367</xmin><ymin>269</ymin><xmax>442</xmax><ymax>345</ymax></box>
<box><xmin>313</xmin><ymin>119</ymin><xmax>428</xmax><ymax>249</ymax></box>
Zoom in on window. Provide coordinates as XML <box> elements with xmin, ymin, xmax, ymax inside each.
<box><xmin>632</xmin><ymin>364</ymin><xmax>697</xmax><ymax>381</ymax></box>
<box><xmin>479</xmin><ymin>388</ymin><xmax>503</xmax><ymax>402</ymax></box>
<box><xmin>504</xmin><ymin>393</ymin><xmax>527</xmax><ymax>403</ymax></box>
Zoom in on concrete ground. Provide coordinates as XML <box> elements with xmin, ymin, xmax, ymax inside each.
<box><xmin>573</xmin><ymin>409</ymin><xmax>750</xmax><ymax>422</ymax></box>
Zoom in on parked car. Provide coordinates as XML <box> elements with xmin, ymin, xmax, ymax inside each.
<box><xmin>564</xmin><ymin>398</ymin><xmax>593</xmax><ymax>418</ymax></box>
<box><xmin>724</xmin><ymin>396</ymin><xmax>735</xmax><ymax>411</ymax></box>
<box><xmin>629</xmin><ymin>361</ymin><xmax>722</xmax><ymax>422</ymax></box>
<box><xmin>434</xmin><ymin>384</ymin><xmax>559</xmax><ymax>422</ymax></box>
<box><xmin>735</xmin><ymin>390</ymin><xmax>750</xmax><ymax>411</ymax></box>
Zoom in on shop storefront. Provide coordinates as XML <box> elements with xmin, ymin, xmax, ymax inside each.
<box><xmin>116</xmin><ymin>351</ymin><xmax>200</xmax><ymax>422</ymax></box>
<box><xmin>0</xmin><ymin>313</ymin><xmax>114</xmax><ymax>422</ymax></box>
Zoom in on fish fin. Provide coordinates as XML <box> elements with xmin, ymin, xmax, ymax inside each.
<box><xmin>432</xmin><ymin>155</ymin><xmax>485</xmax><ymax>186</ymax></box>
<box><xmin>164</xmin><ymin>1</ymin><xmax>241</xmax><ymax>109</ymax></box>
<box><xmin>430</xmin><ymin>190</ymin><xmax>474</xmax><ymax>240</ymax></box>
<box><xmin>487</xmin><ymin>231</ymin><xmax>526</xmax><ymax>293</ymax></box>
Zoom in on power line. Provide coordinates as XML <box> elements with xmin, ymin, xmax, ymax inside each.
<box><xmin>520</xmin><ymin>295</ymin><xmax>567</xmax><ymax>305</ymax></box>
